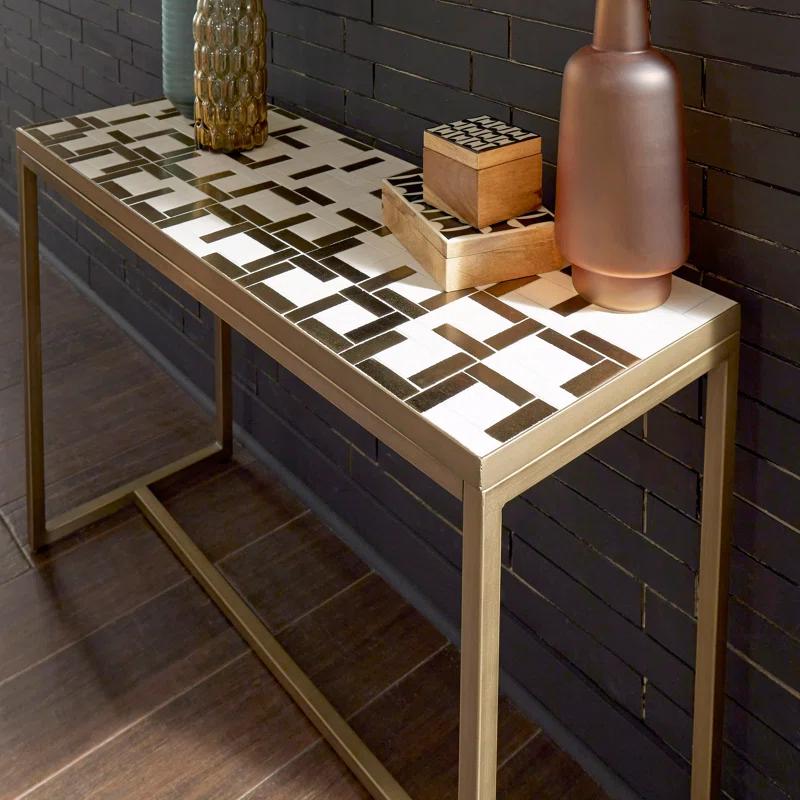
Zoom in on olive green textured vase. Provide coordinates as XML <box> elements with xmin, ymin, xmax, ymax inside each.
<box><xmin>193</xmin><ymin>0</ymin><xmax>269</xmax><ymax>152</ymax></box>
<box><xmin>162</xmin><ymin>0</ymin><xmax>196</xmax><ymax>118</ymax></box>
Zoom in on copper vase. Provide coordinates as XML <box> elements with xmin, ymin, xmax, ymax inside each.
<box><xmin>555</xmin><ymin>0</ymin><xmax>689</xmax><ymax>312</ymax></box>
<box><xmin>193</xmin><ymin>0</ymin><xmax>268</xmax><ymax>153</ymax></box>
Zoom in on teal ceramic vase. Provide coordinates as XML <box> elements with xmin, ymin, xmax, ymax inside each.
<box><xmin>162</xmin><ymin>0</ymin><xmax>196</xmax><ymax>118</ymax></box>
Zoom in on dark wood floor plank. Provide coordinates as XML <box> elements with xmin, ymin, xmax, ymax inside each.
<box><xmin>0</xmin><ymin>514</ymin><xmax>28</xmax><ymax>585</ymax></box>
<box><xmin>250</xmin><ymin>648</ymin><xmax>557</xmax><ymax>800</ymax></box>
<box><xmin>21</xmin><ymin>653</ymin><xmax>320</xmax><ymax>800</ymax></box>
<box><xmin>0</xmin><ymin>341</ymin><xmax>200</xmax><ymax>450</ymax></box>
<box><xmin>220</xmin><ymin>513</ymin><xmax>370</xmax><ymax>633</ymax></box>
<box><xmin>0</xmin><ymin>515</ymin><xmax>188</xmax><ymax>682</ymax></box>
<box><xmin>496</xmin><ymin>733</ymin><xmax>608</xmax><ymax>799</ymax></box>
<box><xmin>160</xmin><ymin>460</ymin><xmax>307</xmax><ymax>563</ymax></box>
<box><xmin>247</xmin><ymin>724</ymin><xmax>611</xmax><ymax>800</ymax></box>
<box><xmin>0</xmin><ymin>417</ymin><xmax>212</xmax><ymax>555</ymax></box>
<box><xmin>243</xmin><ymin>741</ymin><xmax>369</xmax><ymax>800</ymax></box>
<box><xmin>348</xmin><ymin>647</ymin><xmax>537</xmax><ymax>800</ymax></box>
<box><xmin>278</xmin><ymin>572</ymin><xmax>446</xmax><ymax>717</ymax></box>
<box><xmin>0</xmin><ymin>579</ymin><xmax>245</xmax><ymax>800</ymax></box>
<box><xmin>0</xmin><ymin>375</ymin><xmax>209</xmax><ymax>509</ymax></box>
<box><xmin>0</xmin><ymin>265</ymin><xmax>94</xmax><ymax>346</ymax></box>
<box><xmin>0</xmin><ymin>311</ymin><xmax>128</xmax><ymax>392</ymax></box>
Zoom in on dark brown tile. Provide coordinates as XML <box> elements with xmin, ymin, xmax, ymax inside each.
<box><xmin>358</xmin><ymin>359</ymin><xmax>418</xmax><ymax>398</ymax></box>
<box><xmin>340</xmin><ymin>331</ymin><xmax>406</xmax><ymax>364</ymax></box>
<box><xmin>0</xmin><ymin>515</ymin><xmax>187</xmax><ymax>683</ymax></box>
<box><xmin>238</xmin><ymin>255</ymin><xmax>294</xmax><ymax>285</ymax></box>
<box><xmin>0</xmin><ymin>517</ymin><xmax>27</xmax><ymax>586</ymax></box>
<box><xmin>374</xmin><ymin>288</ymin><xmax>428</xmax><ymax>319</ymax></box>
<box><xmin>338</xmin><ymin>208</ymin><xmax>381</xmax><ymax>230</ymax></box>
<box><xmin>420</xmin><ymin>288</ymin><xmax>474</xmax><ymax>311</ymax></box>
<box><xmin>0</xmin><ymin>352</ymin><xmax>210</xmax><ymax>509</ymax></box>
<box><xmin>220</xmin><ymin>514</ymin><xmax>370</xmax><ymax>633</ymax></box>
<box><xmin>279</xmin><ymin>573</ymin><xmax>446</xmax><ymax>717</ymax></box>
<box><xmin>485</xmin><ymin>276</ymin><xmax>540</xmax><ymax>297</ymax></box>
<box><xmin>410</xmin><ymin>353</ymin><xmax>475</xmax><ymax>389</ymax></box>
<box><xmin>467</xmin><ymin>363</ymin><xmax>534</xmax><ymax>406</ymax></box>
<box><xmin>231</xmin><ymin>203</ymin><xmax>271</xmax><ymax>227</ymax></box>
<box><xmin>345</xmin><ymin>312</ymin><xmax>406</xmax><ymax>344</ymax></box>
<box><xmin>251</xmin><ymin>282</ymin><xmax>298</xmax><ymax>313</ymax></box>
<box><xmin>471</xmin><ymin>291</ymin><xmax>527</xmax><ymax>323</ymax></box>
<box><xmin>496</xmin><ymin>734</ymin><xmax>609</xmax><ymax>800</ymax></box>
<box><xmin>485</xmin><ymin>399</ymin><xmax>557</xmax><ymax>442</ymax></box>
<box><xmin>243</xmin><ymin>740</ymin><xmax>369</xmax><ymax>800</ymax></box>
<box><xmin>299</xmin><ymin>318</ymin><xmax>352</xmax><ymax>352</ymax></box>
<box><xmin>407</xmin><ymin>372</ymin><xmax>476</xmax><ymax>413</ymax></box>
<box><xmin>0</xmin><ymin>302</ymin><xmax>128</xmax><ymax>392</ymax></box>
<box><xmin>484</xmin><ymin>318</ymin><xmax>544</xmax><ymax>350</ymax></box>
<box><xmin>551</xmin><ymin>295</ymin><xmax>590</xmax><ymax>316</ymax></box>
<box><xmin>538</xmin><ymin>329</ymin><xmax>604</xmax><ymax>365</ymax></box>
<box><xmin>0</xmin><ymin>579</ymin><xmax>245</xmax><ymax>800</ymax></box>
<box><xmin>285</xmin><ymin>294</ymin><xmax>346</xmax><ymax>323</ymax></box>
<box><xmin>348</xmin><ymin>647</ymin><xmax>537</xmax><ymax>800</ymax></box>
<box><xmin>297</xmin><ymin>186</ymin><xmax>335</xmax><ymax>206</ymax></box>
<box><xmin>359</xmin><ymin>266</ymin><xmax>416</xmax><ymax>293</ymax></box>
<box><xmin>573</xmin><ymin>330</ymin><xmax>639</xmax><ymax>367</ymax></box>
<box><xmin>204</xmin><ymin>252</ymin><xmax>246</xmax><ymax>279</ymax></box>
<box><xmin>342</xmin><ymin>286</ymin><xmax>394</xmax><ymax>317</ymax></box>
<box><xmin>433</xmin><ymin>323</ymin><xmax>494</xmax><ymax>359</ymax></box>
<box><xmin>159</xmin><ymin>462</ymin><xmax>307</xmax><ymax>563</ymax></box>
<box><xmin>21</xmin><ymin>654</ymin><xmax>318</xmax><ymax>800</ymax></box>
<box><xmin>342</xmin><ymin>156</ymin><xmax>383</xmax><ymax>172</ymax></box>
<box><xmin>561</xmin><ymin>360</ymin><xmax>623</xmax><ymax>397</ymax></box>
<box><xmin>1</xmin><ymin>418</ymin><xmax>212</xmax><ymax>553</ymax></box>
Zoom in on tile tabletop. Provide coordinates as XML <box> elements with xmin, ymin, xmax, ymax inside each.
<box><xmin>20</xmin><ymin>100</ymin><xmax>736</xmax><ymax>459</ymax></box>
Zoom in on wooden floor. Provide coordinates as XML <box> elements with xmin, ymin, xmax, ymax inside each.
<box><xmin>0</xmin><ymin>217</ymin><xmax>609</xmax><ymax>800</ymax></box>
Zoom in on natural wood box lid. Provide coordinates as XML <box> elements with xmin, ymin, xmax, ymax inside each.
<box><xmin>423</xmin><ymin>115</ymin><xmax>542</xmax><ymax>170</ymax></box>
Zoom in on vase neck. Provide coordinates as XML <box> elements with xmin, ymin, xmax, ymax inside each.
<box><xmin>593</xmin><ymin>0</ymin><xmax>650</xmax><ymax>52</ymax></box>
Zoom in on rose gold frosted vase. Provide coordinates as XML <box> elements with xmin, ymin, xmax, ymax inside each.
<box><xmin>555</xmin><ymin>0</ymin><xmax>689</xmax><ymax>312</ymax></box>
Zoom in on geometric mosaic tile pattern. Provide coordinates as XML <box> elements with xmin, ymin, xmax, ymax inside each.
<box><xmin>386</xmin><ymin>172</ymin><xmax>555</xmax><ymax>239</ymax></box>
<box><xmin>426</xmin><ymin>115</ymin><xmax>540</xmax><ymax>154</ymax></box>
<box><xmin>23</xmin><ymin>100</ymin><xmax>736</xmax><ymax>457</ymax></box>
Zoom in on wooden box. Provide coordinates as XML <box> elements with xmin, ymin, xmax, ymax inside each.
<box><xmin>423</xmin><ymin>116</ymin><xmax>542</xmax><ymax>229</ymax></box>
<box><xmin>383</xmin><ymin>172</ymin><xmax>563</xmax><ymax>292</ymax></box>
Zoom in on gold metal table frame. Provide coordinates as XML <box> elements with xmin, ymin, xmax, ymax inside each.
<box><xmin>17</xmin><ymin>131</ymin><xmax>739</xmax><ymax>800</ymax></box>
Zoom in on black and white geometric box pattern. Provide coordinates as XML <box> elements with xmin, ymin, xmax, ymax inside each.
<box><xmin>24</xmin><ymin>100</ymin><xmax>735</xmax><ymax>457</ymax></box>
<box><xmin>426</xmin><ymin>115</ymin><xmax>540</xmax><ymax>154</ymax></box>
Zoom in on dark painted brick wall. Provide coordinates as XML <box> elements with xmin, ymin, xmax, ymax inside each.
<box><xmin>1</xmin><ymin>1</ymin><xmax>799</xmax><ymax>798</ymax></box>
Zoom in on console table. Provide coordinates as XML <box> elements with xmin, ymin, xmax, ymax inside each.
<box><xmin>16</xmin><ymin>100</ymin><xmax>739</xmax><ymax>800</ymax></box>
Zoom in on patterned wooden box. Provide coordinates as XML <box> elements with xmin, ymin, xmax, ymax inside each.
<box><xmin>422</xmin><ymin>115</ymin><xmax>542</xmax><ymax>229</ymax></box>
<box><xmin>383</xmin><ymin>172</ymin><xmax>563</xmax><ymax>292</ymax></box>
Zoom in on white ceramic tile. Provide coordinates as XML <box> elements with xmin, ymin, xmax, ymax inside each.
<box><xmin>165</xmin><ymin>214</ymin><xmax>230</xmax><ymax>255</ymax></box>
<box><xmin>483</xmin><ymin>335</ymin><xmax>586</xmax><ymax>408</ymax></box>
<box><xmin>264</xmin><ymin>268</ymin><xmax>350</xmax><ymax>306</ymax></box>
<box><xmin>434</xmin><ymin>382</ymin><xmax>517</xmax><ymax>428</ymax></box>
<box><xmin>373</xmin><ymin>329</ymin><xmax>461</xmax><ymax>378</ymax></box>
<box><xmin>72</xmin><ymin>152</ymin><xmax>128</xmax><ymax>179</ymax></box>
<box><xmin>422</xmin><ymin>405</ymin><xmax>501</xmax><ymax>457</ymax></box>
<box><xmin>213</xmin><ymin>231</ymin><xmax>282</xmax><ymax>266</ymax></box>
<box><xmin>403</xmin><ymin>296</ymin><xmax>514</xmax><ymax>341</ymax></box>
<box><xmin>314</xmin><ymin>300</ymin><xmax>377</xmax><ymax>334</ymax></box>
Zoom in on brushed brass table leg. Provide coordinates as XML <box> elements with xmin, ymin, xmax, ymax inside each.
<box><xmin>458</xmin><ymin>484</ymin><xmax>503</xmax><ymax>800</ymax></box>
<box><xmin>214</xmin><ymin>316</ymin><xmax>233</xmax><ymax>459</ymax></box>
<box><xmin>691</xmin><ymin>346</ymin><xmax>739</xmax><ymax>800</ymax></box>
<box><xmin>135</xmin><ymin>485</ymin><xmax>411</xmax><ymax>800</ymax></box>
<box><xmin>18</xmin><ymin>156</ymin><xmax>46</xmax><ymax>551</ymax></box>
